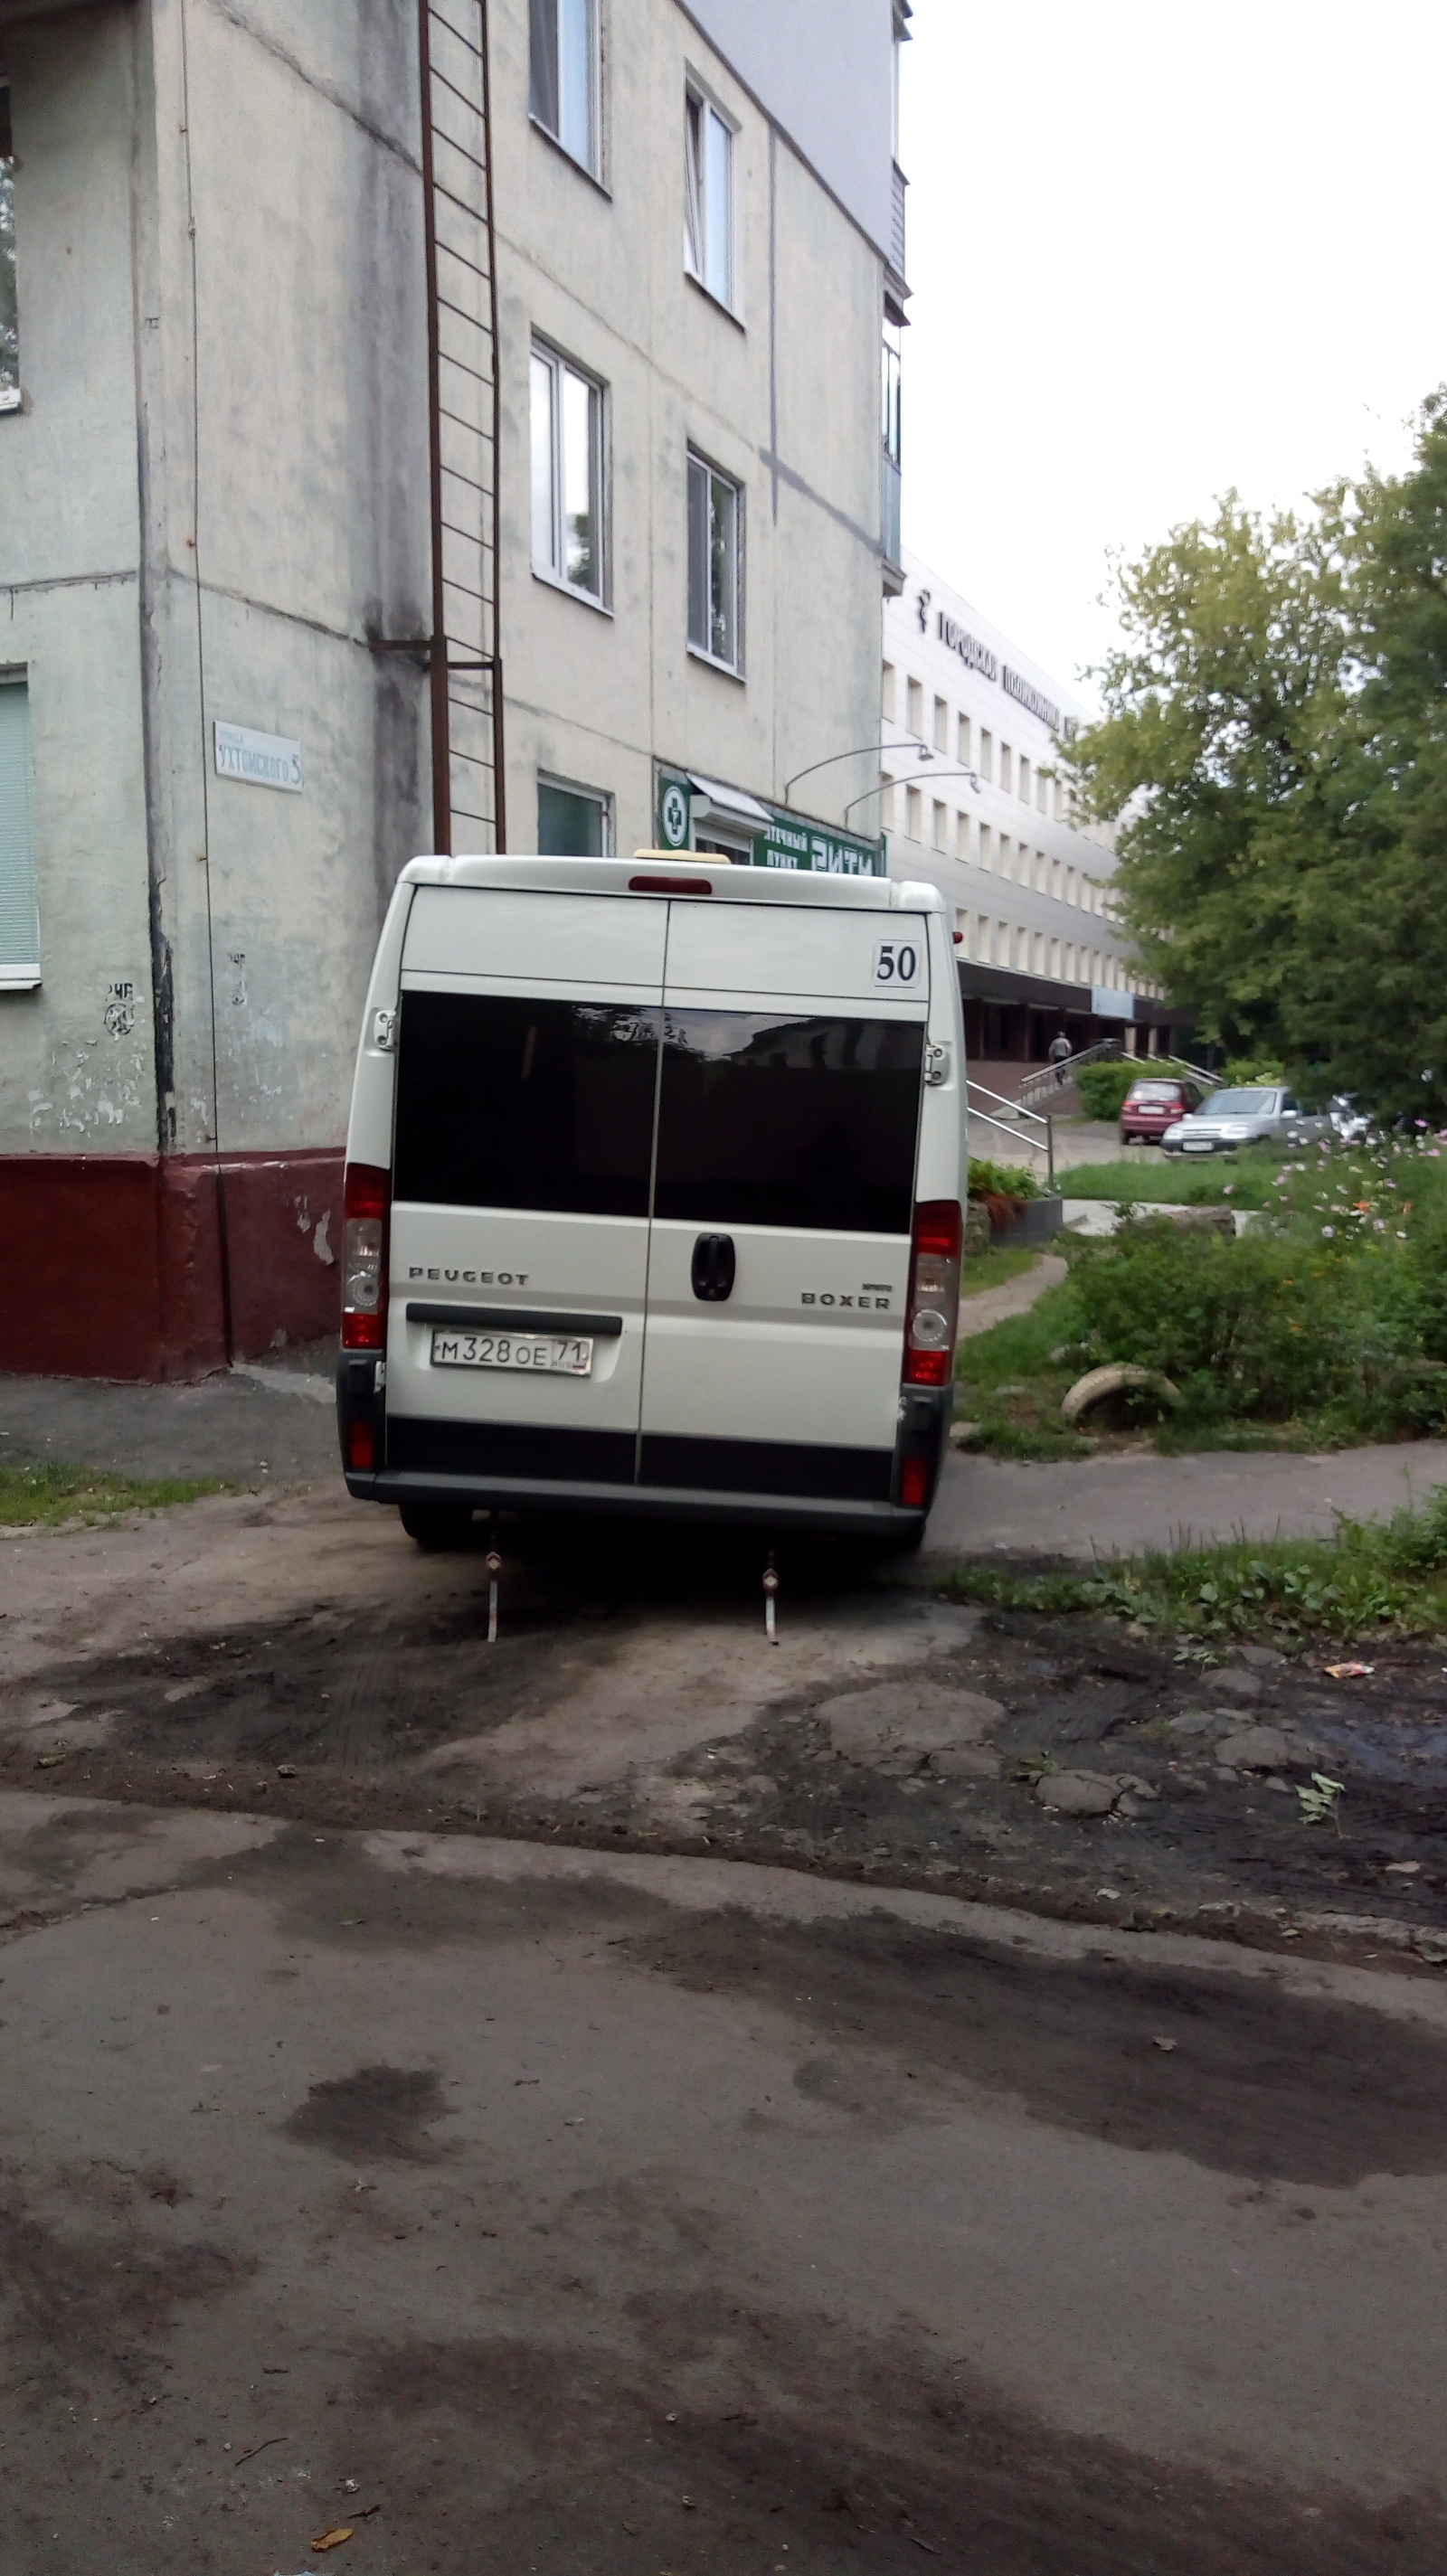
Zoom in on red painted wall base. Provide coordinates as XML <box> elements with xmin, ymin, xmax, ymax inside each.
<box><xmin>0</xmin><ymin>1148</ymin><xmax>345</xmax><ymax>1381</ymax></box>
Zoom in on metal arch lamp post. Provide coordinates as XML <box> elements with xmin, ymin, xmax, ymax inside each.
<box><xmin>843</xmin><ymin>767</ymin><xmax>981</xmax><ymax>827</ymax></box>
<box><xmin>781</xmin><ymin>735</ymin><xmax>938</xmax><ymax>806</ymax></box>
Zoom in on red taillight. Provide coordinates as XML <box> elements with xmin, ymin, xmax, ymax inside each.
<box><xmin>347</xmin><ymin>1420</ymin><xmax>376</xmax><ymax>1470</ymax></box>
<box><xmin>341</xmin><ymin>1161</ymin><xmax>391</xmax><ymax>1351</ymax></box>
<box><xmin>903</xmin><ymin>1199</ymin><xmax>962</xmax><ymax>1387</ymax></box>
<box><xmin>900</xmin><ymin>1457</ymin><xmax>929</xmax><ymax>1508</ymax></box>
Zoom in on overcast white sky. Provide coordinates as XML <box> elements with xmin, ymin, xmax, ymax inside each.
<box><xmin>898</xmin><ymin>0</ymin><xmax>1447</xmax><ymax>702</ymax></box>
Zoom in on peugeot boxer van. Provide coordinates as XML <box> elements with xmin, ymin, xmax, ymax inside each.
<box><xmin>336</xmin><ymin>855</ymin><xmax>966</xmax><ymax>1547</ymax></box>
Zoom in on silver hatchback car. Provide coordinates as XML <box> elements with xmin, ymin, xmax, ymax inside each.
<box><xmin>1162</xmin><ymin>1085</ymin><xmax>1330</xmax><ymax>1157</ymax></box>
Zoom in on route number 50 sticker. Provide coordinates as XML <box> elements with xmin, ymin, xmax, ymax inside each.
<box><xmin>874</xmin><ymin>938</ymin><xmax>922</xmax><ymax>986</ymax></box>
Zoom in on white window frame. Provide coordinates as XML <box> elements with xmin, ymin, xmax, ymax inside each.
<box><xmin>686</xmin><ymin>447</ymin><xmax>744</xmax><ymax>676</ymax></box>
<box><xmin>529</xmin><ymin>0</ymin><xmax>602</xmax><ymax>182</ymax></box>
<box><xmin>536</xmin><ymin>769</ymin><xmax>613</xmax><ymax>855</ymax></box>
<box><xmin>530</xmin><ymin>338</ymin><xmax>608</xmax><ymax>609</ymax></box>
<box><xmin>684</xmin><ymin>78</ymin><xmax>739</xmax><ymax>316</ymax></box>
<box><xmin>0</xmin><ymin>673</ymin><xmax>41</xmax><ymax>987</ymax></box>
<box><xmin>0</xmin><ymin>84</ymin><xmax>17</xmax><ymax>414</ymax></box>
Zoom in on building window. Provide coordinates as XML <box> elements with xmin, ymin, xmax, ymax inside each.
<box><xmin>684</xmin><ymin>84</ymin><xmax>736</xmax><ymax>309</ymax></box>
<box><xmin>979</xmin><ymin>729</ymin><xmax>993</xmax><ymax>782</ymax></box>
<box><xmin>1054</xmin><ymin>778</ymin><xmax>1064</xmax><ymax>820</ymax></box>
<box><xmin>978</xmin><ymin>823</ymin><xmax>991</xmax><ymax>872</ymax></box>
<box><xmin>933</xmin><ymin>695</ymin><xmax>949</xmax><ymax>752</ymax></box>
<box><xmin>932</xmin><ymin>799</ymin><xmax>947</xmax><ymax>852</ymax></box>
<box><xmin>686</xmin><ymin>448</ymin><xmax>742</xmax><ymax>671</ymax></box>
<box><xmin>1065</xmin><ymin>864</ymin><xmax>1076</xmax><ymax>906</ymax></box>
<box><xmin>999</xmin><ymin>835</ymin><xmax>1012</xmax><ymax>881</ymax></box>
<box><xmin>1038</xmin><ymin>769</ymin><xmax>1048</xmax><ymax>815</ymax></box>
<box><xmin>1018</xmin><ymin>755</ymin><xmax>1030</xmax><ymax>806</ymax></box>
<box><xmin>976</xmin><ymin>913</ymin><xmax>989</xmax><ymax>961</ymax></box>
<box><xmin>537</xmin><ymin>773</ymin><xmax>611</xmax><ymax>854</ymax></box>
<box><xmin>905</xmin><ymin>783</ymin><xmax>922</xmax><ymax>842</ymax></box>
<box><xmin>956</xmin><ymin>712</ymin><xmax>971</xmax><ymax>768</ymax></box>
<box><xmin>531</xmin><ymin>342</ymin><xmax>605</xmax><ymax>600</ymax></box>
<box><xmin>999</xmin><ymin>743</ymin><xmax>1012</xmax><ymax>797</ymax></box>
<box><xmin>905</xmin><ymin>675</ymin><xmax>923</xmax><ymax>738</ymax></box>
<box><xmin>955</xmin><ymin>810</ymin><xmax>971</xmax><ymax>863</ymax></box>
<box><xmin>0</xmin><ymin>88</ymin><xmax>16</xmax><ymax>412</ymax></box>
<box><xmin>0</xmin><ymin>677</ymin><xmax>40</xmax><ymax>986</ymax></box>
<box><xmin>882</xmin><ymin>661</ymin><xmax>896</xmax><ymax>722</ymax></box>
<box><xmin>529</xmin><ymin>0</ymin><xmax>600</xmax><ymax>178</ymax></box>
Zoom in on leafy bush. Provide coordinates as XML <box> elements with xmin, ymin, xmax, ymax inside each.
<box><xmin>968</xmin><ymin>1156</ymin><xmax>1042</xmax><ymax>1203</ymax></box>
<box><xmin>1066</xmin><ymin>1214</ymin><xmax>1379</xmax><ymax>1419</ymax></box>
<box><xmin>1075</xmin><ymin>1060</ymin><xmax>1137</xmax><ymax>1121</ymax></box>
<box><xmin>1221</xmin><ymin>1054</ymin><xmax>1286</xmax><ymax>1088</ymax></box>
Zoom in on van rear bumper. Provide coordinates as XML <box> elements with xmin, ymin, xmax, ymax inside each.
<box><xmin>342</xmin><ymin>1465</ymin><xmax>927</xmax><ymax>1540</ymax></box>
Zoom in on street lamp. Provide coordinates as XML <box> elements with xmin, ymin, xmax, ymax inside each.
<box><xmin>844</xmin><ymin>766</ymin><xmax>981</xmax><ymax>827</ymax></box>
<box><xmin>781</xmin><ymin>733</ymin><xmax>937</xmax><ymax>805</ymax></box>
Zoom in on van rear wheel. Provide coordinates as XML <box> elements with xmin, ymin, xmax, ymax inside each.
<box><xmin>399</xmin><ymin>1504</ymin><xmax>475</xmax><ymax>1551</ymax></box>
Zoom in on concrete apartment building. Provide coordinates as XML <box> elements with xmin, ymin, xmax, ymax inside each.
<box><xmin>883</xmin><ymin>551</ymin><xmax>1188</xmax><ymax>1090</ymax></box>
<box><xmin>0</xmin><ymin>0</ymin><xmax>907</xmax><ymax>1376</ymax></box>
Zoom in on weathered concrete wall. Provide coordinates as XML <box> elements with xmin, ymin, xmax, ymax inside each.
<box><xmin>684</xmin><ymin>0</ymin><xmax>895</xmax><ymax>260</ymax></box>
<box><xmin>493</xmin><ymin>0</ymin><xmax>888</xmax><ymax>860</ymax></box>
<box><xmin>0</xmin><ymin>11</ymin><xmax>156</xmax><ymax>1153</ymax></box>
<box><xmin>143</xmin><ymin>0</ymin><xmax>432</xmax><ymax>1158</ymax></box>
<box><xmin>0</xmin><ymin>0</ymin><xmax>433</xmax><ymax>1173</ymax></box>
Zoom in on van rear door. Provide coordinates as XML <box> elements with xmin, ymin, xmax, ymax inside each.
<box><xmin>385</xmin><ymin>886</ymin><xmax>666</xmax><ymax>1486</ymax></box>
<box><xmin>638</xmin><ymin>899</ymin><xmax>928</xmax><ymax>1503</ymax></box>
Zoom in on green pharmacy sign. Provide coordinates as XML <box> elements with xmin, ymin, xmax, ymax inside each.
<box><xmin>655</xmin><ymin>772</ymin><xmax>884</xmax><ymax>878</ymax></box>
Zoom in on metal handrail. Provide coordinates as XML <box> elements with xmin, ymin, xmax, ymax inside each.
<box><xmin>1017</xmin><ymin>1034</ymin><xmax>1122</xmax><ymax>1111</ymax></box>
<box><xmin>967</xmin><ymin>1074</ymin><xmax>1050</xmax><ymax>1133</ymax></box>
<box><xmin>967</xmin><ymin>1100</ymin><xmax>1055</xmax><ymax>1190</ymax></box>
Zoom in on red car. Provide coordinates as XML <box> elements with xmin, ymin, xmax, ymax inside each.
<box><xmin>1119</xmin><ymin>1076</ymin><xmax>1204</xmax><ymax>1144</ymax></box>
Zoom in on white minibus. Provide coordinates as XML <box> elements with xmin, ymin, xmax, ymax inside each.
<box><xmin>336</xmin><ymin>855</ymin><xmax>965</xmax><ymax>1546</ymax></box>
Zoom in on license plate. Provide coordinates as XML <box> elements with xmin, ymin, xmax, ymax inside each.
<box><xmin>1183</xmin><ymin>1141</ymin><xmax>1215</xmax><ymax>1153</ymax></box>
<box><xmin>430</xmin><ymin>1329</ymin><xmax>593</xmax><ymax>1376</ymax></box>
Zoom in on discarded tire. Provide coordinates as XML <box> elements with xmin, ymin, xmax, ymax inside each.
<box><xmin>1061</xmin><ymin>1363</ymin><xmax>1181</xmax><ymax>1424</ymax></box>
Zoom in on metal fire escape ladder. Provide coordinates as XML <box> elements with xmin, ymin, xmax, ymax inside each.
<box><xmin>419</xmin><ymin>0</ymin><xmax>506</xmax><ymax>853</ymax></box>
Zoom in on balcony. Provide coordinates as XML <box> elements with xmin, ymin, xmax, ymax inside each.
<box><xmin>889</xmin><ymin>163</ymin><xmax>908</xmax><ymax>288</ymax></box>
<box><xmin>881</xmin><ymin>451</ymin><xmax>903</xmax><ymax>592</ymax></box>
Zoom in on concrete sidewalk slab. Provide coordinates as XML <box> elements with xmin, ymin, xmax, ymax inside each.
<box><xmin>926</xmin><ymin>1439</ymin><xmax>1447</xmax><ymax>1562</ymax></box>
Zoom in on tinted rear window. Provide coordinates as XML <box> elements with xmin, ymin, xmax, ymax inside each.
<box><xmin>394</xmin><ymin>993</ymin><xmax>659</xmax><ymax>1215</ymax></box>
<box><xmin>654</xmin><ymin>1012</ymin><xmax>922</xmax><ymax>1234</ymax></box>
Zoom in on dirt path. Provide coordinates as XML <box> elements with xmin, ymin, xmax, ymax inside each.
<box><xmin>3</xmin><ymin>1489</ymin><xmax>1443</xmax><ymax>1968</ymax></box>
<box><xmin>958</xmin><ymin>1252</ymin><xmax>1066</xmax><ymax>1337</ymax></box>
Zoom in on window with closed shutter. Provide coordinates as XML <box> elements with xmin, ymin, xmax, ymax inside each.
<box><xmin>0</xmin><ymin>678</ymin><xmax>40</xmax><ymax>986</ymax></box>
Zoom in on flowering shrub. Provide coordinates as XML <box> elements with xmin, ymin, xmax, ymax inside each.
<box><xmin>1063</xmin><ymin>1133</ymin><xmax>1447</xmax><ymax>1429</ymax></box>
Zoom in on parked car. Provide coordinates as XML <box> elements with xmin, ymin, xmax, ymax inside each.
<box><xmin>1119</xmin><ymin>1075</ymin><xmax>1203</xmax><ymax>1145</ymax></box>
<box><xmin>1327</xmin><ymin>1093</ymin><xmax>1374</xmax><ymax>1146</ymax></box>
<box><xmin>1161</xmin><ymin>1087</ymin><xmax>1330</xmax><ymax>1156</ymax></box>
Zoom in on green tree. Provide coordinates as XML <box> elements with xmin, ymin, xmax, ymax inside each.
<box><xmin>1068</xmin><ymin>397</ymin><xmax>1447</xmax><ymax>1113</ymax></box>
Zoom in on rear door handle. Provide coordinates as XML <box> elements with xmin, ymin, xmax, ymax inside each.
<box><xmin>691</xmin><ymin>1233</ymin><xmax>735</xmax><ymax>1301</ymax></box>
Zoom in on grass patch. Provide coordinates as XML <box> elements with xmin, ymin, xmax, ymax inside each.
<box><xmin>954</xmin><ymin>1281</ymin><xmax>1094</xmax><ymax>1458</ymax></box>
<box><xmin>1058</xmin><ymin>1146</ymin><xmax>1282</xmax><ymax>1209</ymax></box>
<box><xmin>960</xmin><ymin>1245</ymin><xmax>1041</xmax><ymax>1298</ymax></box>
<box><xmin>934</xmin><ymin>1484</ymin><xmax>1447</xmax><ymax>1643</ymax></box>
<box><xmin>0</xmin><ymin>1461</ymin><xmax>228</xmax><ymax>1530</ymax></box>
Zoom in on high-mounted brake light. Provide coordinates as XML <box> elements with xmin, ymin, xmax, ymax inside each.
<box><xmin>629</xmin><ymin>875</ymin><xmax>714</xmax><ymax>896</ymax></box>
<box><xmin>903</xmin><ymin>1199</ymin><xmax>962</xmax><ymax>1387</ymax></box>
<box><xmin>341</xmin><ymin>1161</ymin><xmax>391</xmax><ymax>1351</ymax></box>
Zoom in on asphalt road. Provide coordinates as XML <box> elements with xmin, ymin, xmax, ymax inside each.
<box><xmin>2</xmin><ymin>1792</ymin><xmax>1445</xmax><ymax>2576</ymax></box>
